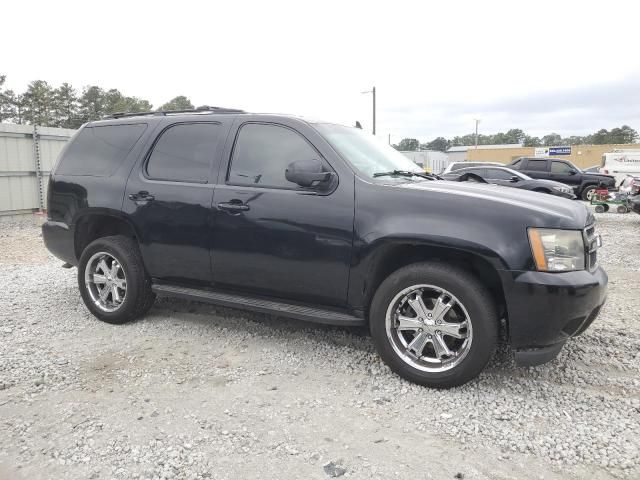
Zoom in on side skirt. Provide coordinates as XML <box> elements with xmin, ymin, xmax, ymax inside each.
<box><xmin>151</xmin><ymin>283</ymin><xmax>365</xmax><ymax>327</ymax></box>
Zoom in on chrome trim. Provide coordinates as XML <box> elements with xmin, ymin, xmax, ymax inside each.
<box><xmin>583</xmin><ymin>223</ymin><xmax>599</xmax><ymax>271</ymax></box>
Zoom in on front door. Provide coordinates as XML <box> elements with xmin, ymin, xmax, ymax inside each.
<box><xmin>123</xmin><ymin>121</ymin><xmax>228</xmax><ymax>286</ymax></box>
<box><xmin>550</xmin><ymin>160</ymin><xmax>580</xmax><ymax>186</ymax></box>
<box><xmin>210</xmin><ymin>120</ymin><xmax>354</xmax><ymax>307</ymax></box>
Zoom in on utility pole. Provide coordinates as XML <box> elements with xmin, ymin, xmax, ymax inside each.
<box><xmin>474</xmin><ymin>118</ymin><xmax>481</xmax><ymax>149</ymax></box>
<box><xmin>362</xmin><ymin>86</ymin><xmax>376</xmax><ymax>135</ymax></box>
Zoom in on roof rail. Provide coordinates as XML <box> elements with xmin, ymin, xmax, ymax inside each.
<box><xmin>104</xmin><ymin>105</ymin><xmax>246</xmax><ymax>119</ymax></box>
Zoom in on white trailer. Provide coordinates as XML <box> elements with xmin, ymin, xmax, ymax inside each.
<box><xmin>600</xmin><ymin>149</ymin><xmax>640</xmax><ymax>184</ymax></box>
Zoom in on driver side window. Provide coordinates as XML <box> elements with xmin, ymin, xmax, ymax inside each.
<box><xmin>228</xmin><ymin>123</ymin><xmax>324</xmax><ymax>189</ymax></box>
<box><xmin>551</xmin><ymin>161</ymin><xmax>573</xmax><ymax>174</ymax></box>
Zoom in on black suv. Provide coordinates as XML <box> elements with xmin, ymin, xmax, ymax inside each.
<box><xmin>43</xmin><ymin>108</ymin><xmax>607</xmax><ymax>388</ymax></box>
<box><xmin>508</xmin><ymin>157</ymin><xmax>616</xmax><ymax>200</ymax></box>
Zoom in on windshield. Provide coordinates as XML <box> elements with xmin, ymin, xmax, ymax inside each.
<box><xmin>314</xmin><ymin>124</ymin><xmax>425</xmax><ymax>180</ymax></box>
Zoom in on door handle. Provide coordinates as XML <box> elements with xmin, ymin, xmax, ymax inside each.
<box><xmin>218</xmin><ymin>201</ymin><xmax>250</xmax><ymax>212</ymax></box>
<box><xmin>128</xmin><ymin>191</ymin><xmax>155</xmax><ymax>204</ymax></box>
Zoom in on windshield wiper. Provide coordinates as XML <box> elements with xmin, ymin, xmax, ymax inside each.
<box><xmin>373</xmin><ymin>170</ymin><xmax>442</xmax><ymax>180</ymax></box>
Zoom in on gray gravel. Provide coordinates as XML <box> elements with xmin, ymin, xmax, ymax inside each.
<box><xmin>0</xmin><ymin>208</ymin><xmax>639</xmax><ymax>479</ymax></box>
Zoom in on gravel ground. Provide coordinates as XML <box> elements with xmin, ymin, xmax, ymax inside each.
<box><xmin>0</xmin><ymin>209</ymin><xmax>639</xmax><ymax>480</ymax></box>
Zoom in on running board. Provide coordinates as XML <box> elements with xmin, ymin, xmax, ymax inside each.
<box><xmin>151</xmin><ymin>284</ymin><xmax>365</xmax><ymax>327</ymax></box>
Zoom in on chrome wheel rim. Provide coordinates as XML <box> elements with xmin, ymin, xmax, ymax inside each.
<box><xmin>585</xmin><ymin>188</ymin><xmax>596</xmax><ymax>201</ymax></box>
<box><xmin>84</xmin><ymin>252</ymin><xmax>127</xmax><ymax>313</ymax></box>
<box><xmin>385</xmin><ymin>284</ymin><xmax>473</xmax><ymax>373</ymax></box>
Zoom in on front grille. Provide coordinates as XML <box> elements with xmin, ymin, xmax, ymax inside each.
<box><xmin>583</xmin><ymin>223</ymin><xmax>599</xmax><ymax>271</ymax></box>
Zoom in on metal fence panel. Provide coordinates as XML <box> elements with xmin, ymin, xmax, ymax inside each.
<box><xmin>0</xmin><ymin>123</ymin><xmax>75</xmax><ymax>215</ymax></box>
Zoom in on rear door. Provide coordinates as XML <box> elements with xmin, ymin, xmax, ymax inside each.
<box><xmin>210</xmin><ymin>117</ymin><xmax>355</xmax><ymax>307</ymax></box>
<box><xmin>521</xmin><ymin>158</ymin><xmax>550</xmax><ymax>179</ymax></box>
<box><xmin>123</xmin><ymin>119</ymin><xmax>232</xmax><ymax>286</ymax></box>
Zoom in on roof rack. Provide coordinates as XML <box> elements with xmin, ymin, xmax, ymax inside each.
<box><xmin>104</xmin><ymin>105</ymin><xmax>246</xmax><ymax>119</ymax></box>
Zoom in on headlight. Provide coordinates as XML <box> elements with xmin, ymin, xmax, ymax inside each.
<box><xmin>528</xmin><ymin>228</ymin><xmax>585</xmax><ymax>271</ymax></box>
<box><xmin>552</xmin><ymin>185</ymin><xmax>572</xmax><ymax>194</ymax></box>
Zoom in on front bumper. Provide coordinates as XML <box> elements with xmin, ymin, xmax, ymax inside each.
<box><xmin>499</xmin><ymin>266</ymin><xmax>607</xmax><ymax>364</ymax></box>
<box><xmin>42</xmin><ymin>221</ymin><xmax>77</xmax><ymax>266</ymax></box>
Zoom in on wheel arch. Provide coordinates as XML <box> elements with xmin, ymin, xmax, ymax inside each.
<box><xmin>359</xmin><ymin>241</ymin><xmax>507</xmax><ymax>332</ymax></box>
<box><xmin>73</xmin><ymin>210</ymin><xmax>140</xmax><ymax>260</ymax></box>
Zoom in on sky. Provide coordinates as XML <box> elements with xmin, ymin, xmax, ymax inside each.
<box><xmin>2</xmin><ymin>0</ymin><xmax>640</xmax><ymax>143</ymax></box>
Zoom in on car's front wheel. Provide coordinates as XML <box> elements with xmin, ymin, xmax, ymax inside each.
<box><xmin>370</xmin><ymin>262</ymin><xmax>498</xmax><ymax>388</ymax></box>
<box><xmin>78</xmin><ymin>235</ymin><xmax>155</xmax><ymax>324</ymax></box>
<box><xmin>581</xmin><ymin>185</ymin><xmax>597</xmax><ymax>201</ymax></box>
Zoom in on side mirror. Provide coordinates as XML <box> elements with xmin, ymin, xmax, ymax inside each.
<box><xmin>285</xmin><ymin>159</ymin><xmax>333</xmax><ymax>188</ymax></box>
<box><xmin>569</xmin><ymin>169</ymin><xmax>577</xmax><ymax>175</ymax></box>
<box><xmin>510</xmin><ymin>176</ymin><xmax>519</xmax><ymax>182</ymax></box>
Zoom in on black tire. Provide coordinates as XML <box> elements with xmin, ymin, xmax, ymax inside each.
<box><xmin>369</xmin><ymin>262</ymin><xmax>498</xmax><ymax>388</ymax></box>
<box><xmin>581</xmin><ymin>185</ymin><xmax>597</xmax><ymax>201</ymax></box>
<box><xmin>78</xmin><ymin>235</ymin><xmax>155</xmax><ymax>324</ymax></box>
<box><xmin>603</xmin><ymin>204</ymin><xmax>610</xmax><ymax>212</ymax></box>
<box><xmin>594</xmin><ymin>205</ymin><xmax>605</xmax><ymax>213</ymax></box>
<box><xmin>617</xmin><ymin>205</ymin><xmax>628</xmax><ymax>214</ymax></box>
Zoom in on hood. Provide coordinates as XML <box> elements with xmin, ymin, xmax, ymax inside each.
<box><xmin>397</xmin><ymin>180</ymin><xmax>593</xmax><ymax>227</ymax></box>
<box><xmin>584</xmin><ymin>172</ymin><xmax>615</xmax><ymax>180</ymax></box>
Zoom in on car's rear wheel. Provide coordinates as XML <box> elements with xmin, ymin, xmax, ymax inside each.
<box><xmin>581</xmin><ymin>185</ymin><xmax>597</xmax><ymax>201</ymax></box>
<box><xmin>78</xmin><ymin>235</ymin><xmax>155</xmax><ymax>324</ymax></box>
<box><xmin>369</xmin><ymin>262</ymin><xmax>498</xmax><ymax>388</ymax></box>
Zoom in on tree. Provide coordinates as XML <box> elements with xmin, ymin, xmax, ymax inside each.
<box><xmin>608</xmin><ymin>125</ymin><xmax>638</xmax><ymax>144</ymax></box>
<box><xmin>523</xmin><ymin>135</ymin><xmax>541</xmax><ymax>147</ymax></box>
<box><xmin>51</xmin><ymin>83</ymin><xmax>80</xmax><ymax>128</ymax></box>
<box><xmin>396</xmin><ymin>138</ymin><xmax>420</xmax><ymax>151</ymax></box>
<box><xmin>590</xmin><ymin>129</ymin><xmax>609</xmax><ymax>145</ymax></box>
<box><xmin>161</xmin><ymin>96</ymin><xmax>194</xmax><ymax>111</ymax></box>
<box><xmin>0</xmin><ymin>75</ymin><xmax>11</xmax><ymax>122</ymax></box>
<box><xmin>424</xmin><ymin>137</ymin><xmax>450</xmax><ymax>152</ymax></box>
<box><xmin>22</xmin><ymin>80</ymin><xmax>54</xmax><ymax>125</ymax></box>
<box><xmin>78</xmin><ymin>86</ymin><xmax>106</xmax><ymax>123</ymax></box>
<box><xmin>542</xmin><ymin>133</ymin><xmax>562</xmax><ymax>146</ymax></box>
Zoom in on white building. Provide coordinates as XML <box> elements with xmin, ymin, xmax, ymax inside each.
<box><xmin>400</xmin><ymin>150</ymin><xmax>449</xmax><ymax>173</ymax></box>
<box><xmin>446</xmin><ymin>144</ymin><xmax>522</xmax><ymax>163</ymax></box>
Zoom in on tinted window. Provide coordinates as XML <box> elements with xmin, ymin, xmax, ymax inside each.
<box><xmin>58</xmin><ymin>123</ymin><xmax>146</xmax><ymax>176</ymax></box>
<box><xmin>527</xmin><ymin>159</ymin><xmax>547</xmax><ymax>171</ymax></box>
<box><xmin>511</xmin><ymin>159</ymin><xmax>522</xmax><ymax>168</ymax></box>
<box><xmin>229</xmin><ymin>123</ymin><xmax>322</xmax><ymax>188</ymax></box>
<box><xmin>485</xmin><ymin>168</ymin><xmax>513</xmax><ymax>180</ymax></box>
<box><xmin>551</xmin><ymin>161</ymin><xmax>573</xmax><ymax>173</ymax></box>
<box><xmin>146</xmin><ymin>123</ymin><xmax>220</xmax><ymax>183</ymax></box>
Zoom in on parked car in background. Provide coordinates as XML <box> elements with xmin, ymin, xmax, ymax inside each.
<box><xmin>42</xmin><ymin>109</ymin><xmax>607</xmax><ymax>388</ymax></box>
<box><xmin>618</xmin><ymin>175</ymin><xmax>640</xmax><ymax>196</ymax></box>
<box><xmin>599</xmin><ymin>150</ymin><xmax>640</xmax><ymax>185</ymax></box>
<box><xmin>508</xmin><ymin>157</ymin><xmax>616</xmax><ymax>201</ymax></box>
<box><xmin>441</xmin><ymin>161</ymin><xmax>502</xmax><ymax>174</ymax></box>
<box><xmin>442</xmin><ymin>166</ymin><xmax>576</xmax><ymax>199</ymax></box>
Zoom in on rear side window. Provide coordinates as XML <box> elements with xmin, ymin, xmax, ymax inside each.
<box><xmin>228</xmin><ymin>123</ymin><xmax>322</xmax><ymax>189</ymax></box>
<box><xmin>510</xmin><ymin>159</ymin><xmax>522</xmax><ymax>169</ymax></box>
<box><xmin>527</xmin><ymin>159</ymin><xmax>547</xmax><ymax>171</ymax></box>
<box><xmin>57</xmin><ymin>123</ymin><xmax>147</xmax><ymax>176</ymax></box>
<box><xmin>146</xmin><ymin>123</ymin><xmax>220</xmax><ymax>183</ymax></box>
<box><xmin>485</xmin><ymin>168</ymin><xmax>512</xmax><ymax>180</ymax></box>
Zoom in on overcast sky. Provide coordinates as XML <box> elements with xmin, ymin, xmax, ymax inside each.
<box><xmin>3</xmin><ymin>0</ymin><xmax>639</xmax><ymax>142</ymax></box>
